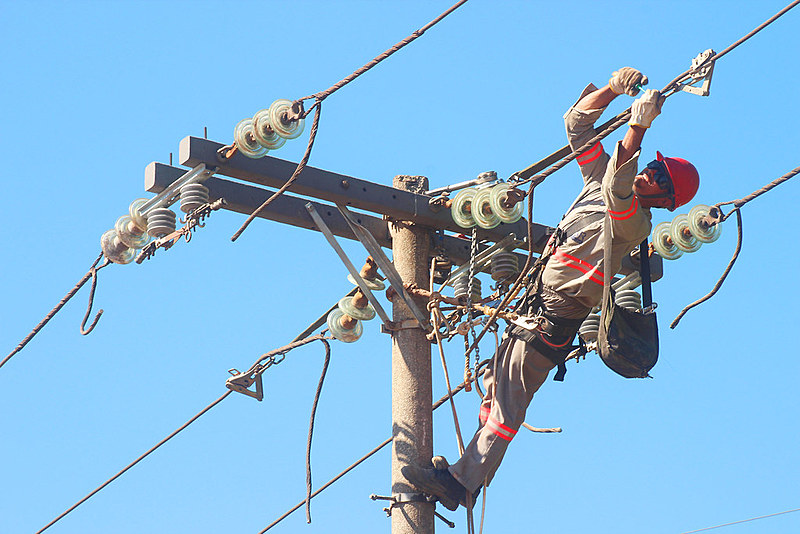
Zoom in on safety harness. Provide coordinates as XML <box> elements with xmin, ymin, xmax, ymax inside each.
<box><xmin>505</xmin><ymin>210</ymin><xmax>601</xmax><ymax>381</ymax></box>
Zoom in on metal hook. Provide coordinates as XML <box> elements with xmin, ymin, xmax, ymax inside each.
<box><xmin>80</xmin><ymin>258</ymin><xmax>110</xmax><ymax>335</ymax></box>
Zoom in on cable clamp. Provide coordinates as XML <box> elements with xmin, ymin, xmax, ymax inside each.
<box><xmin>225</xmin><ymin>368</ymin><xmax>264</xmax><ymax>401</ymax></box>
<box><xmin>369</xmin><ymin>493</ymin><xmax>454</xmax><ymax>527</ymax></box>
<box><xmin>676</xmin><ymin>49</ymin><xmax>716</xmax><ymax>96</ymax></box>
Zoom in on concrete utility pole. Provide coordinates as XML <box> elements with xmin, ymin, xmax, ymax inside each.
<box><xmin>390</xmin><ymin>175</ymin><xmax>433</xmax><ymax>534</ymax></box>
<box><xmin>146</xmin><ymin>137</ymin><xmax>656</xmax><ymax>531</ymax></box>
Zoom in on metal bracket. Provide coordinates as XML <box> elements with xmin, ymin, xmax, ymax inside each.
<box><xmin>676</xmin><ymin>49</ymin><xmax>715</xmax><ymax>96</ymax></box>
<box><xmin>225</xmin><ymin>368</ymin><xmax>264</xmax><ymax>401</ymax></box>
<box><xmin>369</xmin><ymin>493</ymin><xmax>454</xmax><ymax>528</ymax></box>
<box><xmin>305</xmin><ymin>203</ymin><xmax>392</xmax><ymax>327</ymax></box>
<box><xmin>336</xmin><ymin>204</ymin><xmax>432</xmax><ymax>332</ymax></box>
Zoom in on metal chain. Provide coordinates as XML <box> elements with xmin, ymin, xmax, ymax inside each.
<box><xmin>464</xmin><ymin>226</ymin><xmax>480</xmax><ymax>390</ymax></box>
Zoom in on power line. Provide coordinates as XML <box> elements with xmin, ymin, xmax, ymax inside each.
<box><xmin>2</xmin><ymin>252</ymin><xmax>110</xmax><ymax>371</ymax></box>
<box><xmin>680</xmin><ymin>507</ymin><xmax>800</xmax><ymax>534</ymax></box>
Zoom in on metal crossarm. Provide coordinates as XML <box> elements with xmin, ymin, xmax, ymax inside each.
<box><xmin>178</xmin><ymin>136</ymin><xmax>549</xmax><ymax>245</ymax></box>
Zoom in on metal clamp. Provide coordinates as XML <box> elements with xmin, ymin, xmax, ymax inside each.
<box><xmin>676</xmin><ymin>49</ymin><xmax>715</xmax><ymax>96</ymax></box>
<box><xmin>369</xmin><ymin>493</ymin><xmax>454</xmax><ymax>528</ymax></box>
<box><xmin>225</xmin><ymin>368</ymin><xmax>264</xmax><ymax>401</ymax></box>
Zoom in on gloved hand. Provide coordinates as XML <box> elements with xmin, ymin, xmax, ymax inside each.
<box><xmin>629</xmin><ymin>89</ymin><xmax>664</xmax><ymax>128</ymax></box>
<box><xmin>609</xmin><ymin>67</ymin><xmax>648</xmax><ymax>96</ymax></box>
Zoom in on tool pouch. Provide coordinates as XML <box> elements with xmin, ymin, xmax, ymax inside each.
<box><xmin>597</xmin><ymin>292</ymin><xmax>658</xmax><ymax>378</ymax></box>
<box><xmin>597</xmin><ymin>211</ymin><xmax>659</xmax><ymax>378</ymax></box>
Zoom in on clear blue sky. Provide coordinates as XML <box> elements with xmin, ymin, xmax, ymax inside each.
<box><xmin>2</xmin><ymin>1</ymin><xmax>798</xmax><ymax>533</ymax></box>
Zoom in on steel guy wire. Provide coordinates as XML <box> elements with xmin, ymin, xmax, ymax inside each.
<box><xmin>229</xmin><ymin>0</ymin><xmax>469</xmax><ymax>243</ymax></box>
<box><xmin>2</xmin><ymin>251</ymin><xmax>110</xmax><ymax>371</ymax></box>
<box><xmin>35</xmin><ymin>333</ymin><xmax>330</xmax><ymax>534</ymax></box>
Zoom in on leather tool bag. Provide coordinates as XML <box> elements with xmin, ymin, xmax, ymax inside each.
<box><xmin>597</xmin><ymin>211</ymin><xmax>659</xmax><ymax>378</ymax></box>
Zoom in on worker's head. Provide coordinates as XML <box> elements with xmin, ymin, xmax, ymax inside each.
<box><xmin>634</xmin><ymin>151</ymin><xmax>699</xmax><ymax>211</ymax></box>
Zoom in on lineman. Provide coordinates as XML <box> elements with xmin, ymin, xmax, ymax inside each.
<box><xmin>403</xmin><ymin>67</ymin><xmax>700</xmax><ymax>510</ymax></box>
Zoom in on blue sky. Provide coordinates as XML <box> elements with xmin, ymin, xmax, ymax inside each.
<box><xmin>1</xmin><ymin>1</ymin><xmax>799</xmax><ymax>533</ymax></box>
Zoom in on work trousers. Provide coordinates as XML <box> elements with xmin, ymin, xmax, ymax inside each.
<box><xmin>448</xmin><ymin>336</ymin><xmax>555</xmax><ymax>492</ymax></box>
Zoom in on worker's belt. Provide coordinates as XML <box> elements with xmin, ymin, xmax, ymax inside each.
<box><xmin>506</xmin><ymin>310</ymin><xmax>586</xmax><ymax>382</ymax></box>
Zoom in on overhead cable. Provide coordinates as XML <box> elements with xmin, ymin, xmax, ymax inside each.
<box><xmin>671</xmin><ymin>164</ymin><xmax>800</xmax><ymax>327</ymax></box>
<box><xmin>2</xmin><ymin>252</ymin><xmax>110</xmax><ymax>371</ymax></box>
<box><xmin>36</xmin><ymin>333</ymin><xmax>329</xmax><ymax>534</ymax></box>
<box><xmin>465</xmin><ymin>0</ymin><xmax>800</xmax><ymax>362</ymax></box>
<box><xmin>229</xmin><ymin>0</ymin><xmax>469</xmax><ymax>242</ymax></box>
<box><xmin>679</xmin><ymin>506</ymin><xmax>800</xmax><ymax>534</ymax></box>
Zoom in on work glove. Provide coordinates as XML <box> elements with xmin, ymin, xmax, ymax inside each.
<box><xmin>629</xmin><ymin>89</ymin><xmax>664</xmax><ymax>128</ymax></box>
<box><xmin>609</xmin><ymin>67</ymin><xmax>648</xmax><ymax>96</ymax></box>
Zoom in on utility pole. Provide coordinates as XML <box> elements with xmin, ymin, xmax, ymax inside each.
<box><xmin>390</xmin><ymin>175</ymin><xmax>433</xmax><ymax>534</ymax></box>
<box><xmin>144</xmin><ymin>136</ymin><xmax>657</xmax><ymax>531</ymax></box>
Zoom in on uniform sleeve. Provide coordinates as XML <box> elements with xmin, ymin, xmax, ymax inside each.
<box><xmin>602</xmin><ymin>141</ymin><xmax>649</xmax><ymax>241</ymax></box>
<box><xmin>563</xmin><ymin>83</ymin><xmax>610</xmax><ymax>185</ymax></box>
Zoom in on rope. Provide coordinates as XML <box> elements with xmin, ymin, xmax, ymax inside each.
<box><xmin>2</xmin><ymin>251</ymin><xmax>110</xmax><ymax>371</ymax></box>
<box><xmin>35</xmin><ymin>391</ymin><xmax>233</xmax><ymax>534</ymax></box>
<box><xmin>230</xmin><ymin>1</ymin><xmax>469</xmax><ymax>242</ymax></box>
<box><xmin>679</xmin><ymin>506</ymin><xmax>800</xmax><ymax>534</ymax></box>
<box><xmin>305</xmin><ymin>339</ymin><xmax>331</xmax><ymax>524</ymax></box>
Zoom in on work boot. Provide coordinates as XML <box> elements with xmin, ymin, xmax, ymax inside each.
<box><xmin>401</xmin><ymin>464</ymin><xmax>464</xmax><ymax>511</ymax></box>
<box><xmin>430</xmin><ymin>456</ymin><xmax>481</xmax><ymax>509</ymax></box>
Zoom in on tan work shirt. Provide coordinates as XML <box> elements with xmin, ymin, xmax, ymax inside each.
<box><xmin>540</xmin><ymin>85</ymin><xmax>652</xmax><ymax>313</ymax></box>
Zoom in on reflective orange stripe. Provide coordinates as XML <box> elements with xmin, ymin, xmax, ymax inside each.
<box><xmin>552</xmin><ymin>248</ymin><xmax>605</xmax><ymax>286</ymax></box>
<box><xmin>609</xmin><ymin>196</ymin><xmax>638</xmax><ymax>220</ymax></box>
<box><xmin>486</xmin><ymin>416</ymin><xmax>516</xmax><ymax>442</ymax></box>
<box><xmin>577</xmin><ymin>142</ymin><xmax>603</xmax><ymax>166</ymax></box>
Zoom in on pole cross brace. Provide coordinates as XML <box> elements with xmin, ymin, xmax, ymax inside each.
<box><xmin>304</xmin><ymin>203</ymin><xmax>393</xmax><ymax>327</ymax></box>
<box><xmin>336</xmin><ymin>203</ymin><xmax>432</xmax><ymax>332</ymax></box>
<box><xmin>676</xmin><ymin>49</ymin><xmax>716</xmax><ymax>96</ymax></box>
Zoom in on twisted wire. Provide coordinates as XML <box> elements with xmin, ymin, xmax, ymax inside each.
<box><xmin>670</xmin><ymin>209</ymin><xmax>742</xmax><ymax>329</ymax></box>
<box><xmin>231</xmin><ymin>101</ymin><xmax>322</xmax><ymax>242</ymax></box>
<box><xmin>512</xmin><ymin>0</ymin><xmax>800</xmax><ymax>189</ymax></box>
<box><xmin>299</xmin><ymin>0</ymin><xmax>469</xmax><ymax>103</ymax></box>
<box><xmin>36</xmin><ymin>334</ymin><xmax>330</xmax><ymax>533</ymax></box>
<box><xmin>2</xmin><ymin>251</ymin><xmax>109</xmax><ymax>371</ymax></box>
<box><xmin>305</xmin><ymin>339</ymin><xmax>331</xmax><ymax>524</ymax></box>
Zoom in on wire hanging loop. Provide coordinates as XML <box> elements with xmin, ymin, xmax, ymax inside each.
<box><xmin>80</xmin><ymin>258</ymin><xmax>111</xmax><ymax>335</ymax></box>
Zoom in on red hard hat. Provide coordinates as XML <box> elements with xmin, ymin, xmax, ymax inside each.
<box><xmin>657</xmin><ymin>151</ymin><xmax>699</xmax><ymax>211</ymax></box>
